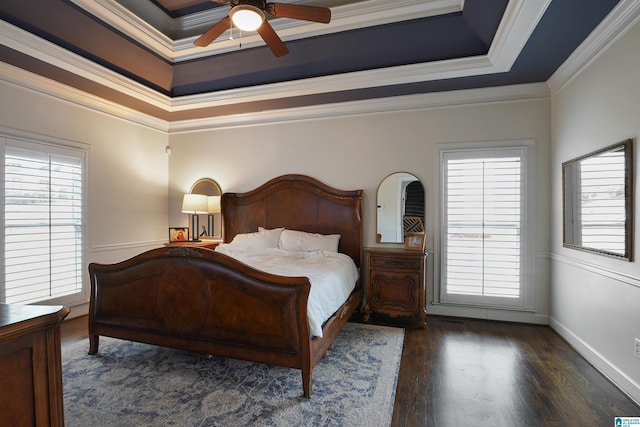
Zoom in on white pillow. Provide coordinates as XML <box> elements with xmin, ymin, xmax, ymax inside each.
<box><xmin>258</xmin><ymin>227</ymin><xmax>284</xmax><ymax>247</ymax></box>
<box><xmin>278</xmin><ymin>229</ymin><xmax>340</xmax><ymax>252</ymax></box>
<box><xmin>228</xmin><ymin>227</ymin><xmax>283</xmax><ymax>249</ymax></box>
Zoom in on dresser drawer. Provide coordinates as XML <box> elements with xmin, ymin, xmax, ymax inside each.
<box><xmin>369</xmin><ymin>254</ymin><xmax>422</xmax><ymax>271</ymax></box>
<box><xmin>369</xmin><ymin>271</ymin><xmax>421</xmax><ymax>314</ymax></box>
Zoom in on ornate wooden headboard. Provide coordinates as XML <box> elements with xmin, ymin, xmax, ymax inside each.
<box><xmin>221</xmin><ymin>174</ymin><xmax>364</xmax><ymax>268</ymax></box>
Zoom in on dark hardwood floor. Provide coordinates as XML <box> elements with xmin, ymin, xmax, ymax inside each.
<box><xmin>391</xmin><ymin>316</ymin><xmax>640</xmax><ymax>427</ymax></box>
<box><xmin>60</xmin><ymin>315</ymin><xmax>639</xmax><ymax>426</ymax></box>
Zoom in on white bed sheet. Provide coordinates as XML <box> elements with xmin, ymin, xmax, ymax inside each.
<box><xmin>214</xmin><ymin>245</ymin><xmax>358</xmax><ymax>337</ymax></box>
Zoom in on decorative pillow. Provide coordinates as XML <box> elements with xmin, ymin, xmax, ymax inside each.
<box><xmin>228</xmin><ymin>227</ymin><xmax>283</xmax><ymax>249</ymax></box>
<box><xmin>258</xmin><ymin>227</ymin><xmax>284</xmax><ymax>247</ymax></box>
<box><xmin>278</xmin><ymin>229</ymin><xmax>340</xmax><ymax>252</ymax></box>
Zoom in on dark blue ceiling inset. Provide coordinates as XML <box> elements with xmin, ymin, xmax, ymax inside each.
<box><xmin>171</xmin><ymin>0</ymin><xmax>510</xmax><ymax>96</ymax></box>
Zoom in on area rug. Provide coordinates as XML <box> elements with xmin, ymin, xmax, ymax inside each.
<box><xmin>62</xmin><ymin>323</ymin><xmax>404</xmax><ymax>427</ymax></box>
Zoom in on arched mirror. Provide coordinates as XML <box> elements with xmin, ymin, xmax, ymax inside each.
<box><xmin>376</xmin><ymin>172</ymin><xmax>425</xmax><ymax>243</ymax></box>
<box><xmin>190</xmin><ymin>178</ymin><xmax>222</xmax><ymax>238</ymax></box>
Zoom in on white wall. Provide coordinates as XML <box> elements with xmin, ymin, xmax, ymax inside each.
<box><xmin>168</xmin><ymin>93</ymin><xmax>551</xmax><ymax>323</ymax></box>
<box><xmin>0</xmin><ymin>80</ymin><xmax>170</xmax><ymax>317</ymax></box>
<box><xmin>550</xmin><ymin>19</ymin><xmax>640</xmax><ymax>402</ymax></box>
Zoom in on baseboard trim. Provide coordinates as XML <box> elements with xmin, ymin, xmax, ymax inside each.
<box><xmin>550</xmin><ymin>316</ymin><xmax>640</xmax><ymax>406</ymax></box>
<box><xmin>426</xmin><ymin>304</ymin><xmax>549</xmax><ymax>325</ymax></box>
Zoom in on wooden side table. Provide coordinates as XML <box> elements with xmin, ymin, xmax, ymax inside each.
<box><xmin>164</xmin><ymin>238</ymin><xmax>222</xmax><ymax>250</ymax></box>
<box><xmin>363</xmin><ymin>247</ymin><xmax>426</xmax><ymax>327</ymax></box>
<box><xmin>0</xmin><ymin>303</ymin><xmax>70</xmax><ymax>426</ymax></box>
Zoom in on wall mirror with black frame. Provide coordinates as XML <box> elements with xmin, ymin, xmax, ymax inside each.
<box><xmin>376</xmin><ymin>172</ymin><xmax>425</xmax><ymax>243</ymax></box>
<box><xmin>562</xmin><ymin>139</ymin><xmax>634</xmax><ymax>261</ymax></box>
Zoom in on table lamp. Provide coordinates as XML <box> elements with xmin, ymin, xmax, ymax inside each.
<box><xmin>181</xmin><ymin>194</ymin><xmax>208</xmax><ymax>241</ymax></box>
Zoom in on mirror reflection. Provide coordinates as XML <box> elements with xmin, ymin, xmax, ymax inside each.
<box><xmin>376</xmin><ymin>172</ymin><xmax>425</xmax><ymax>243</ymax></box>
<box><xmin>190</xmin><ymin>178</ymin><xmax>222</xmax><ymax>238</ymax></box>
<box><xmin>562</xmin><ymin>139</ymin><xmax>633</xmax><ymax>260</ymax></box>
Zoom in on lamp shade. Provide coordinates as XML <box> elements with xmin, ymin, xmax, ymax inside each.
<box><xmin>230</xmin><ymin>5</ymin><xmax>265</xmax><ymax>31</ymax></box>
<box><xmin>181</xmin><ymin>194</ymin><xmax>208</xmax><ymax>214</ymax></box>
<box><xmin>207</xmin><ymin>196</ymin><xmax>221</xmax><ymax>214</ymax></box>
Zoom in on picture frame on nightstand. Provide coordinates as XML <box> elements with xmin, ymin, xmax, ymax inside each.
<box><xmin>169</xmin><ymin>227</ymin><xmax>189</xmax><ymax>242</ymax></box>
<box><xmin>404</xmin><ymin>232</ymin><xmax>425</xmax><ymax>251</ymax></box>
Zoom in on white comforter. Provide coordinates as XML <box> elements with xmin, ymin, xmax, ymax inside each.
<box><xmin>214</xmin><ymin>245</ymin><xmax>359</xmax><ymax>337</ymax></box>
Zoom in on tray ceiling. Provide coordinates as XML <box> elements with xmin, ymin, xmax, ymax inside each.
<box><xmin>0</xmin><ymin>0</ymin><xmax>623</xmax><ymax>122</ymax></box>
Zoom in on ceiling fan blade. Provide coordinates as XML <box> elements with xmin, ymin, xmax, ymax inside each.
<box><xmin>194</xmin><ymin>16</ymin><xmax>231</xmax><ymax>47</ymax></box>
<box><xmin>256</xmin><ymin>20</ymin><xmax>289</xmax><ymax>57</ymax></box>
<box><xmin>265</xmin><ymin>3</ymin><xmax>331</xmax><ymax>24</ymax></box>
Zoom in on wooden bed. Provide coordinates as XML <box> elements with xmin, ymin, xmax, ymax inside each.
<box><xmin>87</xmin><ymin>174</ymin><xmax>363</xmax><ymax>398</ymax></box>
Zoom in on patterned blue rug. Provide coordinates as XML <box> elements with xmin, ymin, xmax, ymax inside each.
<box><xmin>62</xmin><ymin>323</ymin><xmax>404</xmax><ymax>427</ymax></box>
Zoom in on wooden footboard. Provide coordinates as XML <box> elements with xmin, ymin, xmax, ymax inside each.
<box><xmin>88</xmin><ymin>246</ymin><xmax>360</xmax><ymax>397</ymax></box>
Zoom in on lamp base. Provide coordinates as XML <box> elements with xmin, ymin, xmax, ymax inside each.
<box><xmin>190</xmin><ymin>213</ymin><xmax>201</xmax><ymax>242</ymax></box>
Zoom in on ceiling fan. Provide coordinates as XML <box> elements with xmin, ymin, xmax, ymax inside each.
<box><xmin>194</xmin><ymin>0</ymin><xmax>331</xmax><ymax>57</ymax></box>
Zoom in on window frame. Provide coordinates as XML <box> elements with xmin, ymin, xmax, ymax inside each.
<box><xmin>435</xmin><ymin>140</ymin><xmax>535</xmax><ymax>310</ymax></box>
<box><xmin>1</xmin><ymin>130</ymin><xmax>89</xmax><ymax>307</ymax></box>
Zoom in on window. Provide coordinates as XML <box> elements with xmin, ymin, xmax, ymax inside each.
<box><xmin>2</xmin><ymin>136</ymin><xmax>86</xmax><ymax>305</ymax></box>
<box><xmin>439</xmin><ymin>144</ymin><xmax>532</xmax><ymax>308</ymax></box>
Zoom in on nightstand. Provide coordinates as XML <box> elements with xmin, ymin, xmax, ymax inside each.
<box><xmin>164</xmin><ymin>238</ymin><xmax>222</xmax><ymax>250</ymax></box>
<box><xmin>363</xmin><ymin>247</ymin><xmax>426</xmax><ymax>327</ymax></box>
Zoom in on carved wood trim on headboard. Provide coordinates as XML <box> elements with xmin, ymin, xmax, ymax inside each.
<box><xmin>221</xmin><ymin>174</ymin><xmax>364</xmax><ymax>268</ymax></box>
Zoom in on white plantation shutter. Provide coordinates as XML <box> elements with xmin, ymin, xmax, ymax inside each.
<box><xmin>441</xmin><ymin>148</ymin><xmax>526</xmax><ymax>307</ymax></box>
<box><xmin>3</xmin><ymin>142</ymin><xmax>85</xmax><ymax>304</ymax></box>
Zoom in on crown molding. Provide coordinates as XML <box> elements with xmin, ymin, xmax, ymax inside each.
<box><xmin>71</xmin><ymin>0</ymin><xmax>464</xmax><ymax>61</ymax></box>
<box><xmin>73</xmin><ymin>0</ymin><xmax>549</xmax><ymax>64</ymax></box>
<box><xmin>0</xmin><ymin>20</ymin><xmax>171</xmax><ymax>110</ymax></box>
<box><xmin>1</xmin><ymin>0</ymin><xmax>552</xmax><ymax>131</ymax></box>
<box><xmin>0</xmin><ymin>17</ymin><xmax>489</xmax><ymax>110</ymax></box>
<box><xmin>75</xmin><ymin>0</ymin><xmax>177</xmax><ymax>59</ymax></box>
<box><xmin>548</xmin><ymin>0</ymin><xmax>640</xmax><ymax>95</ymax></box>
<box><xmin>171</xmin><ymin>0</ymin><xmax>550</xmax><ymax>110</ymax></box>
<box><xmin>168</xmin><ymin>83</ymin><xmax>551</xmax><ymax>133</ymax></box>
<box><xmin>1</xmin><ymin>0</ymin><xmax>547</xmax><ymax>113</ymax></box>
<box><xmin>0</xmin><ymin>62</ymin><xmax>169</xmax><ymax>132</ymax></box>
<box><xmin>489</xmin><ymin>0</ymin><xmax>551</xmax><ymax>71</ymax></box>
<box><xmin>3</xmin><ymin>1</ymin><xmax>630</xmax><ymax>135</ymax></box>
<box><xmin>1</xmin><ymin>55</ymin><xmax>548</xmax><ymax>134</ymax></box>
<box><xmin>170</xmin><ymin>55</ymin><xmax>496</xmax><ymax>110</ymax></box>
<box><xmin>2</xmin><ymin>1</ymin><xmax>633</xmax><ymax>137</ymax></box>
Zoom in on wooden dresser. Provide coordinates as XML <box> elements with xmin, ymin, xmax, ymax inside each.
<box><xmin>364</xmin><ymin>247</ymin><xmax>426</xmax><ymax>327</ymax></box>
<box><xmin>0</xmin><ymin>303</ymin><xmax>70</xmax><ymax>427</ymax></box>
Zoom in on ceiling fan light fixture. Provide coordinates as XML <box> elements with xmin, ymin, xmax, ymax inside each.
<box><xmin>230</xmin><ymin>5</ymin><xmax>265</xmax><ymax>32</ymax></box>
